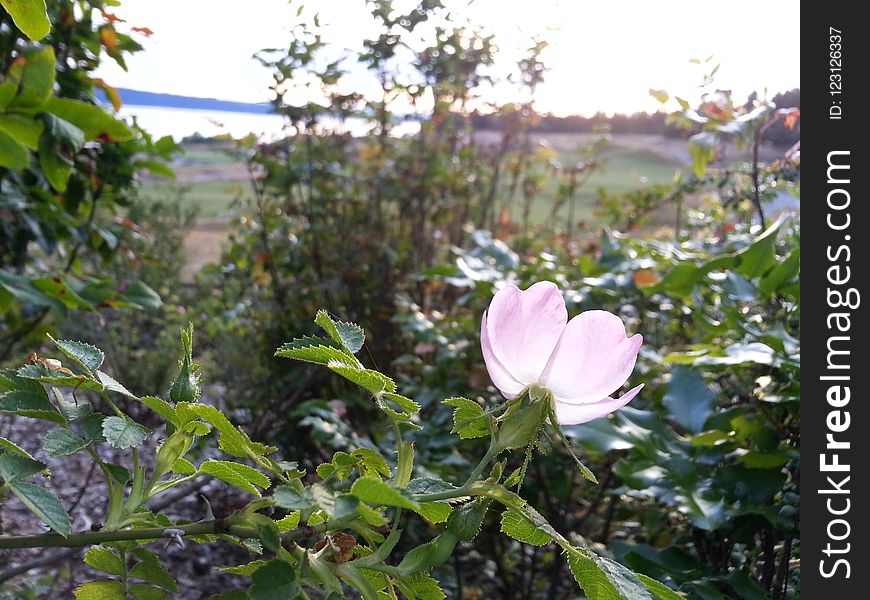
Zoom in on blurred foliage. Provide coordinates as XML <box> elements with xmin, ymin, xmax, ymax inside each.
<box><xmin>0</xmin><ymin>0</ymin><xmax>178</xmax><ymax>363</ymax></box>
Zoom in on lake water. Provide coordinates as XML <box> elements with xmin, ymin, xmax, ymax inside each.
<box><xmin>118</xmin><ymin>105</ymin><xmax>421</xmax><ymax>141</ymax></box>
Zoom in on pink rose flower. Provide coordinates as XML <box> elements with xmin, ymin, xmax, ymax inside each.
<box><xmin>481</xmin><ymin>281</ymin><xmax>644</xmax><ymax>425</ymax></box>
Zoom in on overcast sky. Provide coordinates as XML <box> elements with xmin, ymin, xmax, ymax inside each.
<box><xmin>96</xmin><ymin>0</ymin><xmax>800</xmax><ymax>117</ymax></box>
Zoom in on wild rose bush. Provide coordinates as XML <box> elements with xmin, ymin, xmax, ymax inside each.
<box><xmin>0</xmin><ymin>301</ymin><xmax>684</xmax><ymax>599</ymax></box>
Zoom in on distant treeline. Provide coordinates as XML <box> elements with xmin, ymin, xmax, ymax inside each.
<box><xmin>472</xmin><ymin>88</ymin><xmax>800</xmax><ymax>147</ymax></box>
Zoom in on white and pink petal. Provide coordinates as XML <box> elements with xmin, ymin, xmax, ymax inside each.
<box><xmin>483</xmin><ymin>282</ymin><xmax>567</xmax><ymax>387</ymax></box>
<box><xmin>553</xmin><ymin>384</ymin><xmax>644</xmax><ymax>425</ymax></box>
<box><xmin>540</xmin><ymin>310</ymin><xmax>642</xmax><ymax>405</ymax></box>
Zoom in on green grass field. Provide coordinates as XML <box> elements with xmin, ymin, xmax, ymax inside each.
<box><xmin>142</xmin><ymin>180</ymin><xmax>249</xmax><ymax>218</ymax></box>
<box><xmin>141</xmin><ymin>137</ymin><xmax>684</xmax><ymax>222</ymax></box>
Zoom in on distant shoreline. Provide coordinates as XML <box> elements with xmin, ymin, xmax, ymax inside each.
<box><xmin>110</xmin><ymin>88</ymin><xmax>273</xmax><ymax>114</ymax></box>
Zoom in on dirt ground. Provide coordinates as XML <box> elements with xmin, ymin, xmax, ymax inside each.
<box><xmin>182</xmin><ymin>218</ymin><xmax>233</xmax><ymax>282</ymax></box>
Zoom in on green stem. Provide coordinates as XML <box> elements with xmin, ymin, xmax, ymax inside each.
<box><xmin>462</xmin><ymin>441</ymin><xmax>499</xmax><ymax>488</ymax></box>
<box><xmin>0</xmin><ymin>517</ymin><xmax>343</xmax><ymax>550</ymax></box>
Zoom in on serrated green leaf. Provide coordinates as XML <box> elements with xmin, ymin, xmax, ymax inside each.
<box><xmin>328</xmin><ymin>362</ymin><xmax>396</xmax><ymax>394</ymax></box>
<box><xmin>500</xmin><ymin>508</ymin><xmax>553</xmax><ymax>546</ymax></box>
<box><xmin>0</xmin><ymin>453</ymin><xmax>45</xmax><ymax>482</ymax></box>
<box><xmin>274</xmin><ymin>512</ymin><xmax>301</xmax><ymax>532</ymax></box>
<box><xmin>446</xmin><ymin>498</ymin><xmax>490</xmax><ymax>541</ymax></box>
<box><xmin>273</xmin><ymin>486</ymin><xmax>314</xmax><ymax>511</ymax></box>
<box><xmin>16</xmin><ymin>363</ymin><xmax>104</xmax><ymax>393</ymax></box>
<box><xmin>48</xmin><ymin>336</ymin><xmax>104</xmax><ymax>373</ymax></box>
<box><xmin>274</xmin><ymin>336</ymin><xmax>353</xmax><ymax>366</ymax></box>
<box><xmin>172</xmin><ymin>457</ymin><xmax>196</xmax><ymax>475</ymax></box>
<box><xmin>138</xmin><ymin>395</ymin><xmax>178</xmax><ymax>426</ymax></box>
<box><xmin>0</xmin><ymin>0</ymin><xmax>50</xmax><ymax>40</ymax></box>
<box><xmin>96</xmin><ymin>371</ymin><xmax>136</xmax><ymax>398</ymax></box>
<box><xmin>129</xmin><ymin>558</ymin><xmax>176</xmax><ymax>591</ymax></box>
<box><xmin>566</xmin><ymin>548</ymin><xmax>654</xmax><ymax>600</ymax></box>
<box><xmin>443</xmin><ymin>397</ymin><xmax>488</xmax><ymax>439</ymax></box>
<box><xmin>199</xmin><ymin>460</ymin><xmax>270</xmax><ymax>496</ymax></box>
<box><xmin>43</xmin><ymin>427</ymin><xmax>88</xmax><ymax>457</ymax></box>
<box><xmin>0</xmin><ymin>436</ymin><xmax>35</xmax><ymax>459</ymax></box>
<box><xmin>393</xmin><ymin>572</ymin><xmax>446</xmax><ymax>600</ymax></box>
<box><xmin>102</xmin><ymin>416</ymin><xmax>149</xmax><ymax>449</ymax></box>
<box><xmin>249</xmin><ymin>560</ymin><xmax>297</xmax><ymax>600</ymax></box>
<box><xmin>175</xmin><ymin>402</ymin><xmax>275</xmax><ymax>457</ymax></box>
<box><xmin>351</xmin><ymin>476</ymin><xmax>419</xmax><ymax>511</ymax></box>
<box><xmin>315</xmin><ymin>310</ymin><xmax>366</xmax><ymax>355</ymax></box>
<box><xmin>636</xmin><ymin>574</ymin><xmax>686</xmax><ymax>600</ymax></box>
<box><xmin>84</xmin><ymin>546</ymin><xmax>125</xmax><ymax>576</ymax></box>
<box><xmin>218</xmin><ymin>560</ymin><xmax>270</xmax><ymax>576</ymax></box>
<box><xmin>0</xmin><ymin>386</ymin><xmax>65</xmax><ymax>423</ymax></box>
<box><xmin>377</xmin><ymin>392</ymin><xmax>420</xmax><ymax>421</ymax></box>
<box><xmin>74</xmin><ymin>579</ymin><xmax>126</xmax><ymax>599</ymax></box>
<box><xmin>416</xmin><ymin>501</ymin><xmax>452</xmax><ymax>524</ymax></box>
<box><xmin>43</xmin><ymin>97</ymin><xmax>134</xmax><ymax>142</ymax></box>
<box><xmin>353</xmin><ymin>448</ymin><xmax>392</xmax><ymax>478</ymax></box>
<box><xmin>10</xmin><ymin>482</ymin><xmax>70</xmax><ymax>536</ymax></box>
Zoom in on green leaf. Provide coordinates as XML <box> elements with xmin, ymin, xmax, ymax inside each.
<box><xmin>274</xmin><ymin>336</ymin><xmax>353</xmax><ymax>366</ymax></box>
<box><xmin>39</xmin><ymin>113</ymin><xmax>84</xmax><ymax>192</ymax></box>
<box><xmin>393</xmin><ymin>572</ymin><xmax>446</xmax><ymax>600</ymax></box>
<box><xmin>272</xmin><ymin>486</ymin><xmax>314</xmax><ymax>511</ymax></box>
<box><xmin>48</xmin><ymin>336</ymin><xmax>105</xmax><ymax>373</ymax></box>
<box><xmin>662</xmin><ymin>367</ymin><xmax>716</xmax><ymax>434</ymax></box>
<box><xmin>443</xmin><ymin>397</ymin><xmax>489</xmax><ymax>439</ymax></box>
<box><xmin>0</xmin><ymin>436</ymin><xmax>34</xmax><ymax>459</ymax></box>
<box><xmin>96</xmin><ymin>371</ymin><xmax>136</xmax><ymax>398</ymax></box>
<box><xmin>567</xmin><ymin>549</ymin><xmax>654</xmax><ymax>600</ymax></box>
<box><xmin>138</xmin><ymin>396</ymin><xmax>178</xmax><ymax>426</ymax></box>
<box><xmin>129</xmin><ymin>586</ymin><xmax>171</xmax><ymax>600</ymax></box>
<box><xmin>119</xmin><ymin>281</ymin><xmax>162</xmax><ymax>309</ymax></box>
<box><xmin>43</xmin><ymin>97</ymin><xmax>134</xmax><ymax>142</ymax></box>
<box><xmin>636</xmin><ymin>574</ymin><xmax>686</xmax><ymax>600</ymax></box>
<box><xmin>102</xmin><ymin>416</ymin><xmax>149</xmax><ymax>449</ymax></box>
<box><xmin>353</xmin><ymin>448</ymin><xmax>392</xmax><ymax>478</ymax></box>
<box><xmin>328</xmin><ymin>362</ymin><xmax>396</xmax><ymax>394</ymax></box>
<box><xmin>84</xmin><ymin>546</ymin><xmax>125</xmax><ymax>577</ymax></box>
<box><xmin>0</xmin><ymin>383</ymin><xmax>64</xmax><ymax>423</ymax></box>
<box><xmin>315</xmin><ymin>310</ymin><xmax>366</xmax><ymax>355</ymax></box>
<box><xmin>8</xmin><ymin>45</ymin><xmax>55</xmax><ymax>107</ymax></box>
<box><xmin>104</xmin><ymin>463</ymin><xmax>131</xmax><ymax>485</ymax></box>
<box><xmin>43</xmin><ymin>427</ymin><xmax>88</xmax><ymax>457</ymax></box>
<box><xmin>16</xmin><ymin>363</ymin><xmax>104</xmax><ymax>393</ymax></box>
<box><xmin>172</xmin><ymin>457</ymin><xmax>196</xmax><ymax>475</ymax></box>
<box><xmin>416</xmin><ymin>501</ymin><xmax>452</xmax><ymax>524</ymax></box>
<box><xmin>351</xmin><ymin>475</ymin><xmax>419</xmax><ymax>511</ymax></box>
<box><xmin>0</xmin><ymin>128</ymin><xmax>29</xmax><ymax>169</ymax></box>
<box><xmin>446</xmin><ymin>497</ymin><xmax>489</xmax><ymax>541</ymax></box>
<box><xmin>377</xmin><ymin>392</ymin><xmax>420</xmax><ymax>421</ymax></box>
<box><xmin>759</xmin><ymin>248</ymin><xmax>800</xmax><ymax>295</ymax></box>
<box><xmin>500</xmin><ymin>508</ymin><xmax>553</xmax><ymax>546</ymax></box>
<box><xmin>175</xmin><ymin>402</ymin><xmax>275</xmax><ymax>457</ymax></box>
<box><xmin>74</xmin><ymin>580</ymin><xmax>126</xmax><ymax>600</ymax></box>
<box><xmin>249</xmin><ymin>560</ymin><xmax>298</xmax><ymax>600</ymax></box>
<box><xmin>0</xmin><ymin>0</ymin><xmax>51</xmax><ymax>40</ymax></box>
<box><xmin>199</xmin><ymin>460</ymin><xmax>270</xmax><ymax>496</ymax></box>
<box><xmin>218</xmin><ymin>560</ymin><xmax>270</xmax><ymax>576</ymax></box>
<box><xmin>733</xmin><ymin>216</ymin><xmax>785</xmax><ymax>279</ymax></box>
<box><xmin>649</xmin><ymin>89</ymin><xmax>669</xmax><ymax>104</ymax></box>
<box><xmin>129</xmin><ymin>559</ymin><xmax>177</xmax><ymax>591</ymax></box>
<box><xmin>0</xmin><ymin>453</ymin><xmax>45</xmax><ymax>482</ymax></box>
<box><xmin>10</xmin><ymin>482</ymin><xmax>71</xmax><ymax>536</ymax></box>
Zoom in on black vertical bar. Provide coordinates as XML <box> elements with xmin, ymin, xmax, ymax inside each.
<box><xmin>802</xmin><ymin>5</ymin><xmax>868</xmax><ymax>597</ymax></box>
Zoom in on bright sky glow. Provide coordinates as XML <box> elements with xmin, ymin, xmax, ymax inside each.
<box><xmin>98</xmin><ymin>0</ymin><xmax>800</xmax><ymax>117</ymax></box>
